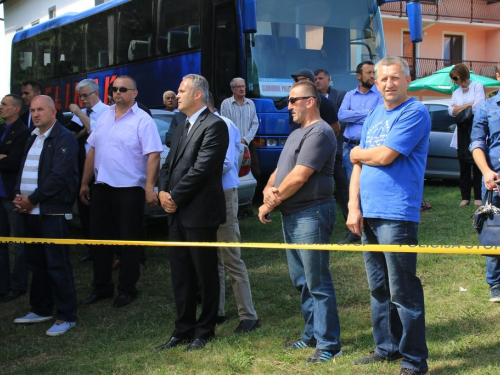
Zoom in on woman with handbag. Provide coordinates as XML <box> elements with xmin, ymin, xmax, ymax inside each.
<box><xmin>448</xmin><ymin>63</ymin><xmax>485</xmax><ymax>207</ymax></box>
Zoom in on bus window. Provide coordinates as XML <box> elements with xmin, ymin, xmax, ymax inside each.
<box><xmin>57</xmin><ymin>23</ymin><xmax>83</xmax><ymax>77</ymax></box>
<box><xmin>117</xmin><ymin>0</ymin><xmax>154</xmax><ymax>63</ymax></box>
<box><xmin>34</xmin><ymin>31</ymin><xmax>56</xmax><ymax>83</ymax></box>
<box><xmin>157</xmin><ymin>0</ymin><xmax>200</xmax><ymax>56</ymax></box>
<box><xmin>11</xmin><ymin>38</ymin><xmax>34</xmax><ymax>88</ymax></box>
<box><xmin>85</xmin><ymin>10</ymin><xmax>115</xmax><ymax>71</ymax></box>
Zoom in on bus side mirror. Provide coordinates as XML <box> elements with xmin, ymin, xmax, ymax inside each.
<box><xmin>242</xmin><ymin>0</ymin><xmax>257</xmax><ymax>33</ymax></box>
<box><xmin>377</xmin><ymin>1</ymin><xmax>422</xmax><ymax>43</ymax></box>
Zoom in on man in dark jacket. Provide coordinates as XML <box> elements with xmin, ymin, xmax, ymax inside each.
<box><xmin>0</xmin><ymin>94</ymin><xmax>31</xmax><ymax>303</ymax></box>
<box><xmin>12</xmin><ymin>95</ymin><xmax>79</xmax><ymax>337</ymax></box>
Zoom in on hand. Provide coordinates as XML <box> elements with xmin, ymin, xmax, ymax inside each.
<box><xmin>13</xmin><ymin>194</ymin><xmax>34</xmax><ymax>213</ymax></box>
<box><xmin>0</xmin><ymin>154</ymin><xmax>7</xmax><ymax>160</ymax></box>
<box><xmin>69</xmin><ymin>103</ymin><xmax>82</xmax><ymax>115</ymax></box>
<box><xmin>240</xmin><ymin>138</ymin><xmax>247</xmax><ymax>145</ymax></box>
<box><xmin>483</xmin><ymin>170</ymin><xmax>500</xmax><ymax>192</ymax></box>
<box><xmin>80</xmin><ymin>185</ymin><xmax>91</xmax><ymax>206</ymax></box>
<box><xmin>263</xmin><ymin>187</ymin><xmax>281</xmax><ymax>208</ymax></box>
<box><xmin>346</xmin><ymin>208</ymin><xmax>364</xmax><ymax>237</ymax></box>
<box><xmin>159</xmin><ymin>191</ymin><xmax>177</xmax><ymax>213</ymax></box>
<box><xmin>258</xmin><ymin>204</ymin><xmax>273</xmax><ymax>224</ymax></box>
<box><xmin>146</xmin><ymin>189</ymin><xmax>159</xmax><ymax>208</ymax></box>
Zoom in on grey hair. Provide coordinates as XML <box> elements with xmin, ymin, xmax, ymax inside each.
<box><xmin>230</xmin><ymin>77</ymin><xmax>245</xmax><ymax>88</ymax></box>
<box><xmin>183</xmin><ymin>74</ymin><xmax>209</xmax><ymax>104</ymax></box>
<box><xmin>76</xmin><ymin>79</ymin><xmax>99</xmax><ymax>93</ymax></box>
<box><xmin>375</xmin><ymin>56</ymin><xmax>410</xmax><ymax>78</ymax></box>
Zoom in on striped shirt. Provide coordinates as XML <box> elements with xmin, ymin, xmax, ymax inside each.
<box><xmin>20</xmin><ymin>124</ymin><xmax>55</xmax><ymax>214</ymax></box>
<box><xmin>220</xmin><ymin>96</ymin><xmax>259</xmax><ymax>145</ymax></box>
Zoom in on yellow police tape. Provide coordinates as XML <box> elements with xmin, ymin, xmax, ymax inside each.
<box><xmin>1</xmin><ymin>237</ymin><xmax>500</xmax><ymax>256</ymax></box>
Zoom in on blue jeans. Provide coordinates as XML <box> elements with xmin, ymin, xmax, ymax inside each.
<box><xmin>24</xmin><ymin>215</ymin><xmax>77</xmax><ymax>322</ymax></box>
<box><xmin>362</xmin><ymin>218</ymin><xmax>428</xmax><ymax>373</ymax></box>
<box><xmin>481</xmin><ymin>183</ymin><xmax>500</xmax><ymax>288</ymax></box>
<box><xmin>0</xmin><ymin>197</ymin><xmax>28</xmax><ymax>294</ymax></box>
<box><xmin>282</xmin><ymin>198</ymin><xmax>341</xmax><ymax>352</ymax></box>
<box><xmin>342</xmin><ymin>142</ymin><xmax>357</xmax><ymax>183</ymax></box>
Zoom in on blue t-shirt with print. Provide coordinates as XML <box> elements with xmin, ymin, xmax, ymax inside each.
<box><xmin>359</xmin><ymin>97</ymin><xmax>430</xmax><ymax>223</ymax></box>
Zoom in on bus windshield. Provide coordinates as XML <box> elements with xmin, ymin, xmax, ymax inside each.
<box><xmin>247</xmin><ymin>0</ymin><xmax>385</xmax><ymax>101</ymax></box>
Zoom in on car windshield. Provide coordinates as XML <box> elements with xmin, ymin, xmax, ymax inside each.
<box><xmin>153</xmin><ymin>113</ymin><xmax>173</xmax><ymax>141</ymax></box>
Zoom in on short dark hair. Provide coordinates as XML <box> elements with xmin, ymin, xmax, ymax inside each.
<box><xmin>115</xmin><ymin>75</ymin><xmax>137</xmax><ymax>90</ymax></box>
<box><xmin>450</xmin><ymin>63</ymin><xmax>470</xmax><ymax>81</ymax></box>
<box><xmin>291</xmin><ymin>81</ymin><xmax>321</xmax><ymax>109</ymax></box>
<box><xmin>356</xmin><ymin>61</ymin><xmax>374</xmax><ymax>75</ymax></box>
<box><xmin>4</xmin><ymin>94</ymin><xmax>23</xmax><ymax>108</ymax></box>
<box><xmin>314</xmin><ymin>69</ymin><xmax>330</xmax><ymax>79</ymax></box>
<box><xmin>207</xmin><ymin>92</ymin><xmax>215</xmax><ymax>109</ymax></box>
<box><xmin>21</xmin><ymin>80</ymin><xmax>42</xmax><ymax>93</ymax></box>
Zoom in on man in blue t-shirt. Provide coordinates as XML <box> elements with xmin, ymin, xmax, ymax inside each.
<box><xmin>347</xmin><ymin>56</ymin><xmax>430</xmax><ymax>375</ymax></box>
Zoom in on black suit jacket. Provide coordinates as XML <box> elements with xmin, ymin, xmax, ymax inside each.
<box><xmin>165</xmin><ymin>112</ymin><xmax>187</xmax><ymax>147</ymax></box>
<box><xmin>21</xmin><ymin>108</ymin><xmax>66</xmax><ymax>130</ymax></box>
<box><xmin>327</xmin><ymin>87</ymin><xmax>347</xmax><ymax>156</ymax></box>
<box><xmin>159</xmin><ymin>108</ymin><xmax>229</xmax><ymax>228</ymax></box>
<box><xmin>0</xmin><ymin>118</ymin><xmax>31</xmax><ymax>199</ymax></box>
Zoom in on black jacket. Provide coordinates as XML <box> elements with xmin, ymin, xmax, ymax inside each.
<box><xmin>15</xmin><ymin>121</ymin><xmax>79</xmax><ymax>215</ymax></box>
<box><xmin>0</xmin><ymin>118</ymin><xmax>31</xmax><ymax>199</ymax></box>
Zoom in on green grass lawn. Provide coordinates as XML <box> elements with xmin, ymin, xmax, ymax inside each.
<box><xmin>1</xmin><ymin>181</ymin><xmax>499</xmax><ymax>374</ymax></box>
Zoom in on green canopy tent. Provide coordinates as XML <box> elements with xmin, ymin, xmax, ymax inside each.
<box><xmin>408</xmin><ymin>66</ymin><xmax>500</xmax><ymax>95</ymax></box>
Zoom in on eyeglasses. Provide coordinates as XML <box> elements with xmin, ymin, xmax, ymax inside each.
<box><xmin>451</xmin><ymin>76</ymin><xmax>459</xmax><ymax>81</ymax></box>
<box><xmin>112</xmin><ymin>87</ymin><xmax>136</xmax><ymax>93</ymax></box>
<box><xmin>288</xmin><ymin>96</ymin><xmax>313</xmax><ymax>104</ymax></box>
<box><xmin>77</xmin><ymin>90</ymin><xmax>97</xmax><ymax>99</ymax></box>
<box><xmin>233</xmin><ymin>85</ymin><xmax>246</xmax><ymax>89</ymax></box>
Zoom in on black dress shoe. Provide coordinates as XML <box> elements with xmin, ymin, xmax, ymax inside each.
<box><xmin>81</xmin><ymin>293</ymin><xmax>112</xmax><ymax>305</ymax></box>
<box><xmin>79</xmin><ymin>254</ymin><xmax>93</xmax><ymax>262</ymax></box>
<box><xmin>154</xmin><ymin>337</ymin><xmax>190</xmax><ymax>351</ymax></box>
<box><xmin>0</xmin><ymin>290</ymin><xmax>26</xmax><ymax>303</ymax></box>
<box><xmin>216</xmin><ymin>315</ymin><xmax>227</xmax><ymax>325</ymax></box>
<box><xmin>185</xmin><ymin>338</ymin><xmax>208</xmax><ymax>351</ymax></box>
<box><xmin>112</xmin><ymin>294</ymin><xmax>135</xmax><ymax>308</ymax></box>
<box><xmin>234</xmin><ymin>319</ymin><xmax>261</xmax><ymax>333</ymax></box>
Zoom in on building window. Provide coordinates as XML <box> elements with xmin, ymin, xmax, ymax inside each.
<box><xmin>49</xmin><ymin>6</ymin><xmax>56</xmax><ymax>19</ymax></box>
<box><xmin>444</xmin><ymin>34</ymin><xmax>463</xmax><ymax>65</ymax></box>
<box><xmin>31</xmin><ymin>19</ymin><xmax>40</xmax><ymax>26</ymax></box>
<box><xmin>16</xmin><ymin>27</ymin><xmax>24</xmax><ymax>32</ymax></box>
<box><xmin>95</xmin><ymin>0</ymin><xmax>105</xmax><ymax>5</ymax></box>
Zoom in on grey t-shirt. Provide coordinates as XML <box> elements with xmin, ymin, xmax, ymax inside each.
<box><xmin>275</xmin><ymin>120</ymin><xmax>336</xmax><ymax>215</ymax></box>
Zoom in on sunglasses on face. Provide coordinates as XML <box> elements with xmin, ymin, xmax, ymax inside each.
<box><xmin>288</xmin><ymin>96</ymin><xmax>313</xmax><ymax>104</ymax></box>
<box><xmin>112</xmin><ymin>87</ymin><xmax>135</xmax><ymax>93</ymax></box>
<box><xmin>451</xmin><ymin>76</ymin><xmax>459</xmax><ymax>81</ymax></box>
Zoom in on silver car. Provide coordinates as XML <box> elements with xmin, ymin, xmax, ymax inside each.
<box><xmin>422</xmin><ymin>99</ymin><xmax>460</xmax><ymax>180</ymax></box>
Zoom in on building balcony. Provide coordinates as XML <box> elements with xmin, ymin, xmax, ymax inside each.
<box><xmin>401</xmin><ymin>56</ymin><xmax>498</xmax><ymax>79</ymax></box>
<box><xmin>381</xmin><ymin>0</ymin><xmax>500</xmax><ymax>24</ymax></box>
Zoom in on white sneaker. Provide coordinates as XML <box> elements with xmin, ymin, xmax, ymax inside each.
<box><xmin>46</xmin><ymin>320</ymin><xmax>76</xmax><ymax>336</ymax></box>
<box><xmin>14</xmin><ymin>312</ymin><xmax>53</xmax><ymax>324</ymax></box>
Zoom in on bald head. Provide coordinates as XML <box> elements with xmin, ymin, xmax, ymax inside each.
<box><xmin>163</xmin><ymin>90</ymin><xmax>178</xmax><ymax>111</ymax></box>
<box><xmin>31</xmin><ymin>95</ymin><xmax>57</xmax><ymax>134</ymax></box>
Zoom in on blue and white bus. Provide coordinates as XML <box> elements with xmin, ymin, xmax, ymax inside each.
<box><xmin>11</xmin><ymin>0</ymin><xmax>422</xmax><ymax>181</ymax></box>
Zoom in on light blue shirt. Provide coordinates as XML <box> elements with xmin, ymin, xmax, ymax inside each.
<box><xmin>215</xmin><ymin>111</ymin><xmax>241</xmax><ymax>191</ymax></box>
<box><xmin>338</xmin><ymin>85</ymin><xmax>383</xmax><ymax>141</ymax></box>
<box><xmin>470</xmin><ymin>91</ymin><xmax>500</xmax><ymax>174</ymax></box>
<box><xmin>359</xmin><ymin>98</ymin><xmax>430</xmax><ymax>223</ymax></box>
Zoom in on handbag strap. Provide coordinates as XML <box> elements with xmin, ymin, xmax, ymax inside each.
<box><xmin>485</xmin><ymin>189</ymin><xmax>493</xmax><ymax>205</ymax></box>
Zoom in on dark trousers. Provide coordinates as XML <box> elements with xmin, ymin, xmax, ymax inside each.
<box><xmin>248</xmin><ymin>142</ymin><xmax>261</xmax><ymax>186</ymax></box>
<box><xmin>90</xmin><ymin>184</ymin><xmax>144</xmax><ymax>297</ymax></box>
<box><xmin>24</xmin><ymin>214</ymin><xmax>77</xmax><ymax>322</ymax></box>
<box><xmin>458</xmin><ymin>159</ymin><xmax>482</xmax><ymax>201</ymax></box>
<box><xmin>333</xmin><ymin>153</ymin><xmax>349</xmax><ymax>219</ymax></box>
<box><xmin>169</xmin><ymin>214</ymin><xmax>219</xmax><ymax>340</ymax></box>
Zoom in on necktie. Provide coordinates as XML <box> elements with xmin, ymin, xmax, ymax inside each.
<box><xmin>86</xmin><ymin>108</ymin><xmax>93</xmax><ymax>117</ymax></box>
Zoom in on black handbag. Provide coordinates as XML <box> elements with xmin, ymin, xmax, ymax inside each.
<box><xmin>472</xmin><ymin>190</ymin><xmax>500</xmax><ymax>246</ymax></box>
<box><xmin>455</xmin><ymin>105</ymin><xmax>474</xmax><ymax>126</ymax></box>
<box><xmin>455</xmin><ymin>106</ymin><xmax>474</xmax><ymax>163</ymax></box>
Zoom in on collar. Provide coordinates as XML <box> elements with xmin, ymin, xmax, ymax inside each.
<box><xmin>187</xmin><ymin>106</ymin><xmax>207</xmax><ymax>126</ymax></box>
<box><xmin>31</xmin><ymin>121</ymin><xmax>56</xmax><ymax>137</ymax></box>
<box><xmin>355</xmin><ymin>84</ymin><xmax>378</xmax><ymax>95</ymax></box>
<box><xmin>230</xmin><ymin>95</ymin><xmax>249</xmax><ymax>105</ymax></box>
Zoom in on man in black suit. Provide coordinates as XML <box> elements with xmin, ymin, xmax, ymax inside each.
<box><xmin>0</xmin><ymin>94</ymin><xmax>31</xmax><ymax>303</ymax></box>
<box><xmin>155</xmin><ymin>74</ymin><xmax>229</xmax><ymax>352</ymax></box>
<box><xmin>164</xmin><ymin>111</ymin><xmax>187</xmax><ymax>148</ymax></box>
<box><xmin>20</xmin><ymin>80</ymin><xmax>66</xmax><ymax>129</ymax></box>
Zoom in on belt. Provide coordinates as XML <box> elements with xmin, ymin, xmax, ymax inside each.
<box><xmin>344</xmin><ymin>139</ymin><xmax>361</xmax><ymax>145</ymax></box>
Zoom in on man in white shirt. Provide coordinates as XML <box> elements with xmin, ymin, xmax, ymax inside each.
<box><xmin>79</xmin><ymin>76</ymin><xmax>163</xmax><ymax>309</ymax></box>
<box><xmin>68</xmin><ymin>79</ymin><xmax>109</xmax><ymax>262</ymax></box>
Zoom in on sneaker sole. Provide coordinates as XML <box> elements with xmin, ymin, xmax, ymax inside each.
<box><xmin>14</xmin><ymin>316</ymin><xmax>53</xmax><ymax>324</ymax></box>
<box><xmin>46</xmin><ymin>325</ymin><xmax>76</xmax><ymax>337</ymax></box>
<box><xmin>489</xmin><ymin>297</ymin><xmax>500</xmax><ymax>302</ymax></box>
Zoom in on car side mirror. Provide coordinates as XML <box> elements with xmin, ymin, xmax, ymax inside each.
<box><xmin>448</xmin><ymin>124</ymin><xmax>457</xmax><ymax>133</ymax></box>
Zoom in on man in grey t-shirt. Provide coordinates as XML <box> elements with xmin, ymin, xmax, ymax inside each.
<box><xmin>258</xmin><ymin>81</ymin><xmax>341</xmax><ymax>365</ymax></box>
